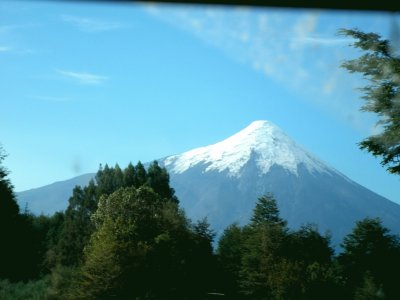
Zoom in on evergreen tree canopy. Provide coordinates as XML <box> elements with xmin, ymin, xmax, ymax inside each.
<box><xmin>146</xmin><ymin>160</ymin><xmax>177</xmax><ymax>202</ymax></box>
<box><xmin>0</xmin><ymin>147</ymin><xmax>21</xmax><ymax>280</ymax></box>
<box><xmin>54</xmin><ymin>161</ymin><xmax>177</xmax><ymax>268</ymax></box>
<box><xmin>338</xmin><ymin>218</ymin><xmax>400</xmax><ymax>299</ymax></box>
<box><xmin>285</xmin><ymin>224</ymin><xmax>333</xmax><ymax>266</ymax></box>
<box><xmin>240</xmin><ymin>195</ymin><xmax>289</xmax><ymax>299</ymax></box>
<box><xmin>221</xmin><ymin>195</ymin><xmax>339</xmax><ymax>300</ymax></box>
<box><xmin>250</xmin><ymin>193</ymin><xmax>286</xmax><ymax>228</ymax></box>
<box><xmin>134</xmin><ymin>161</ymin><xmax>147</xmax><ymax>187</ymax></box>
<box><xmin>340</xmin><ymin>28</ymin><xmax>400</xmax><ymax>174</ymax></box>
<box><xmin>0</xmin><ymin>147</ymin><xmax>19</xmax><ymax>220</ymax></box>
<box><xmin>123</xmin><ymin>162</ymin><xmax>136</xmax><ymax>187</ymax></box>
<box><xmin>217</xmin><ymin>223</ymin><xmax>244</xmax><ymax>298</ymax></box>
<box><xmin>77</xmin><ymin>186</ymin><xmax>210</xmax><ymax>299</ymax></box>
<box><xmin>0</xmin><ymin>146</ymin><xmax>38</xmax><ymax>280</ymax></box>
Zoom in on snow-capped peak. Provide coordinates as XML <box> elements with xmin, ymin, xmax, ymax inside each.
<box><xmin>164</xmin><ymin>120</ymin><xmax>330</xmax><ymax>177</ymax></box>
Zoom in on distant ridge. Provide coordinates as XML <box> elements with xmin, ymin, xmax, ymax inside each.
<box><xmin>17</xmin><ymin>173</ymin><xmax>94</xmax><ymax>214</ymax></box>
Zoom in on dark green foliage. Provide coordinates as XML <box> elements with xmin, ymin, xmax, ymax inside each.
<box><xmin>285</xmin><ymin>224</ymin><xmax>333</xmax><ymax>266</ymax></box>
<box><xmin>123</xmin><ymin>162</ymin><xmax>136</xmax><ymax>187</ymax></box>
<box><xmin>354</xmin><ymin>272</ymin><xmax>385</xmax><ymax>300</ymax></box>
<box><xmin>0</xmin><ymin>277</ymin><xmax>49</xmax><ymax>300</ymax></box>
<box><xmin>339</xmin><ymin>28</ymin><xmax>400</xmax><ymax>174</ymax></box>
<box><xmin>40</xmin><ymin>212</ymin><xmax>65</xmax><ymax>272</ymax></box>
<box><xmin>95</xmin><ymin>164</ymin><xmax>115</xmax><ymax>196</ymax></box>
<box><xmin>0</xmin><ymin>147</ymin><xmax>20</xmax><ymax>280</ymax></box>
<box><xmin>250</xmin><ymin>193</ymin><xmax>286</xmax><ymax>228</ymax></box>
<box><xmin>338</xmin><ymin>218</ymin><xmax>400</xmax><ymax>299</ymax></box>
<box><xmin>217</xmin><ymin>195</ymin><xmax>339</xmax><ymax>300</ymax></box>
<box><xmin>0</xmin><ymin>146</ymin><xmax>43</xmax><ymax>281</ymax></box>
<box><xmin>113</xmin><ymin>164</ymin><xmax>124</xmax><ymax>190</ymax></box>
<box><xmin>135</xmin><ymin>161</ymin><xmax>147</xmax><ymax>187</ymax></box>
<box><xmin>56</xmin><ymin>183</ymin><xmax>97</xmax><ymax>266</ymax></box>
<box><xmin>217</xmin><ymin>224</ymin><xmax>244</xmax><ymax>298</ymax></box>
<box><xmin>54</xmin><ymin>160</ymin><xmax>176</xmax><ymax>268</ymax></box>
<box><xmin>75</xmin><ymin>186</ymin><xmax>214</xmax><ymax>299</ymax></box>
<box><xmin>147</xmin><ymin>160</ymin><xmax>178</xmax><ymax>202</ymax></box>
<box><xmin>187</xmin><ymin>218</ymin><xmax>217</xmax><ymax>297</ymax></box>
<box><xmin>239</xmin><ymin>222</ymin><xmax>288</xmax><ymax>299</ymax></box>
<box><xmin>239</xmin><ymin>195</ymin><xmax>290</xmax><ymax>299</ymax></box>
<box><xmin>2</xmin><ymin>146</ymin><xmax>399</xmax><ymax>299</ymax></box>
<box><xmin>283</xmin><ymin>225</ymin><xmax>340</xmax><ymax>300</ymax></box>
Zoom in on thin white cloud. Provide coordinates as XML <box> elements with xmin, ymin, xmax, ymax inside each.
<box><xmin>143</xmin><ymin>6</ymin><xmax>378</xmax><ymax>132</ymax></box>
<box><xmin>61</xmin><ymin>14</ymin><xmax>124</xmax><ymax>32</ymax></box>
<box><xmin>0</xmin><ymin>46</ymin><xmax>11</xmax><ymax>52</ymax></box>
<box><xmin>294</xmin><ymin>36</ymin><xmax>354</xmax><ymax>46</ymax></box>
<box><xmin>293</xmin><ymin>14</ymin><xmax>319</xmax><ymax>40</ymax></box>
<box><xmin>58</xmin><ymin>70</ymin><xmax>108</xmax><ymax>85</ymax></box>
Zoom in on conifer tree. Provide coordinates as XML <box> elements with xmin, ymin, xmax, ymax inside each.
<box><xmin>0</xmin><ymin>146</ymin><xmax>22</xmax><ymax>280</ymax></box>
<box><xmin>240</xmin><ymin>194</ymin><xmax>288</xmax><ymax>299</ymax></box>
<box><xmin>147</xmin><ymin>160</ymin><xmax>177</xmax><ymax>202</ymax></box>
<box><xmin>250</xmin><ymin>193</ymin><xmax>286</xmax><ymax>228</ymax></box>
<box><xmin>135</xmin><ymin>161</ymin><xmax>147</xmax><ymax>187</ymax></box>
<box><xmin>340</xmin><ymin>29</ymin><xmax>400</xmax><ymax>174</ymax></box>
<box><xmin>113</xmin><ymin>163</ymin><xmax>124</xmax><ymax>190</ymax></box>
<box><xmin>338</xmin><ymin>218</ymin><xmax>400</xmax><ymax>299</ymax></box>
<box><xmin>123</xmin><ymin>162</ymin><xmax>136</xmax><ymax>187</ymax></box>
<box><xmin>217</xmin><ymin>223</ymin><xmax>244</xmax><ymax>298</ymax></box>
<box><xmin>0</xmin><ymin>146</ymin><xmax>32</xmax><ymax>280</ymax></box>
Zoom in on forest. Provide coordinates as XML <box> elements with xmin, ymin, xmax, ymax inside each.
<box><xmin>1</xmin><ymin>148</ymin><xmax>400</xmax><ymax>300</ymax></box>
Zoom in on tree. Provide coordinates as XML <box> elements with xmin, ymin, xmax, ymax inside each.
<box><xmin>285</xmin><ymin>224</ymin><xmax>333</xmax><ymax>266</ymax></box>
<box><xmin>146</xmin><ymin>160</ymin><xmax>178</xmax><ymax>202</ymax></box>
<box><xmin>76</xmin><ymin>187</ymin><xmax>162</xmax><ymax>299</ymax></box>
<box><xmin>56</xmin><ymin>182</ymin><xmax>97</xmax><ymax>266</ymax></box>
<box><xmin>113</xmin><ymin>163</ymin><xmax>124</xmax><ymax>190</ymax></box>
<box><xmin>217</xmin><ymin>223</ymin><xmax>244</xmax><ymax>298</ymax></box>
<box><xmin>283</xmin><ymin>225</ymin><xmax>339</xmax><ymax>300</ymax></box>
<box><xmin>354</xmin><ymin>272</ymin><xmax>385</xmax><ymax>300</ymax></box>
<box><xmin>0</xmin><ymin>147</ymin><xmax>19</xmax><ymax>230</ymax></box>
<box><xmin>239</xmin><ymin>195</ymin><xmax>289</xmax><ymax>299</ymax></box>
<box><xmin>338</xmin><ymin>218</ymin><xmax>400</xmax><ymax>299</ymax></box>
<box><xmin>76</xmin><ymin>185</ymin><xmax>203</xmax><ymax>299</ymax></box>
<box><xmin>0</xmin><ymin>146</ymin><xmax>41</xmax><ymax>280</ymax></box>
<box><xmin>135</xmin><ymin>161</ymin><xmax>147</xmax><ymax>187</ymax></box>
<box><xmin>0</xmin><ymin>147</ymin><xmax>23</xmax><ymax>280</ymax></box>
<box><xmin>339</xmin><ymin>28</ymin><xmax>400</xmax><ymax>174</ymax></box>
<box><xmin>95</xmin><ymin>164</ymin><xmax>115</xmax><ymax>195</ymax></box>
<box><xmin>123</xmin><ymin>162</ymin><xmax>136</xmax><ymax>187</ymax></box>
<box><xmin>238</xmin><ymin>196</ymin><xmax>340</xmax><ymax>300</ymax></box>
<box><xmin>250</xmin><ymin>193</ymin><xmax>286</xmax><ymax>228</ymax></box>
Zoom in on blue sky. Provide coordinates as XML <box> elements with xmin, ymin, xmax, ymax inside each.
<box><xmin>1</xmin><ymin>1</ymin><xmax>399</xmax><ymax>204</ymax></box>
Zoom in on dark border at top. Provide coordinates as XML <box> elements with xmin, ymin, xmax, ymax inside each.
<box><xmin>68</xmin><ymin>0</ymin><xmax>400</xmax><ymax>12</ymax></box>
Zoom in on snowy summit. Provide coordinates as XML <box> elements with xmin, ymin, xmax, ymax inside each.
<box><xmin>164</xmin><ymin>120</ymin><xmax>330</xmax><ymax>177</ymax></box>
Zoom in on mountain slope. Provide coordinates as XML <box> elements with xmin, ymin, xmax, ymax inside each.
<box><xmin>163</xmin><ymin>120</ymin><xmax>330</xmax><ymax>177</ymax></box>
<box><xmin>16</xmin><ymin>120</ymin><xmax>400</xmax><ymax>249</ymax></box>
<box><xmin>17</xmin><ymin>173</ymin><xmax>94</xmax><ymax>214</ymax></box>
<box><xmin>159</xmin><ymin>120</ymin><xmax>400</xmax><ymax>247</ymax></box>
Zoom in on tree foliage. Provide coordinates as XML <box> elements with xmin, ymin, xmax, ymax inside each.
<box><xmin>76</xmin><ymin>186</ymin><xmax>215</xmax><ymax>299</ymax></box>
<box><xmin>340</xmin><ymin>28</ymin><xmax>400</xmax><ymax>174</ymax></box>
<box><xmin>338</xmin><ymin>218</ymin><xmax>400</xmax><ymax>299</ymax></box>
<box><xmin>217</xmin><ymin>195</ymin><xmax>340</xmax><ymax>300</ymax></box>
<box><xmin>2</xmin><ymin>148</ymin><xmax>400</xmax><ymax>299</ymax></box>
<box><xmin>53</xmin><ymin>160</ymin><xmax>176</xmax><ymax>267</ymax></box>
<box><xmin>0</xmin><ymin>146</ymin><xmax>43</xmax><ymax>281</ymax></box>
